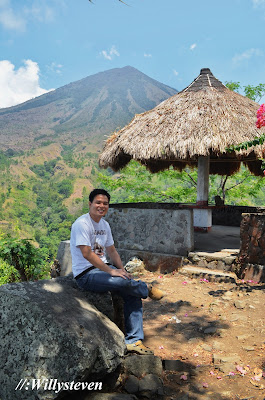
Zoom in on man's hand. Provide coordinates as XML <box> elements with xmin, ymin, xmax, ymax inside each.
<box><xmin>109</xmin><ymin>268</ymin><xmax>131</xmax><ymax>280</ymax></box>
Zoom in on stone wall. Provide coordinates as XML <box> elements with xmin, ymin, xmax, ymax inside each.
<box><xmin>58</xmin><ymin>205</ymin><xmax>194</xmax><ymax>275</ymax></box>
<box><xmin>212</xmin><ymin>205</ymin><xmax>265</xmax><ymax>227</ymax></box>
<box><xmin>239</xmin><ymin>213</ymin><xmax>265</xmax><ymax>282</ymax></box>
<box><xmin>105</xmin><ymin>205</ymin><xmax>194</xmax><ymax>272</ymax></box>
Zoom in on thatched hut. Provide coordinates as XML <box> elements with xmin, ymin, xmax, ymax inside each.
<box><xmin>99</xmin><ymin>68</ymin><xmax>265</xmax><ymax>229</ymax></box>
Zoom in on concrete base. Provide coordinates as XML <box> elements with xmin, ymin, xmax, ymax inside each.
<box><xmin>194</xmin><ymin>208</ymin><xmax>212</xmax><ymax>230</ymax></box>
<box><xmin>57</xmin><ymin>240</ymin><xmax>183</xmax><ymax>276</ymax></box>
<box><xmin>117</xmin><ymin>249</ymin><xmax>183</xmax><ymax>274</ymax></box>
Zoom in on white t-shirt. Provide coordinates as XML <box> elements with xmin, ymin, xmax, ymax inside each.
<box><xmin>70</xmin><ymin>213</ymin><xmax>114</xmax><ymax>278</ymax></box>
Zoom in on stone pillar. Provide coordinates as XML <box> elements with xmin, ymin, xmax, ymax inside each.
<box><xmin>194</xmin><ymin>155</ymin><xmax>212</xmax><ymax>231</ymax></box>
<box><xmin>196</xmin><ymin>155</ymin><xmax>209</xmax><ymax>205</ymax></box>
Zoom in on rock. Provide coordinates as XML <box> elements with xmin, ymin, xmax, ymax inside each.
<box><xmin>222</xmin><ymin>291</ymin><xmax>233</xmax><ymax>300</ymax></box>
<box><xmin>213</xmin><ymin>354</ymin><xmax>241</xmax><ymax>373</ymax></box>
<box><xmin>216</xmin><ymin>261</ymin><xmax>225</xmax><ymax>270</ymax></box>
<box><xmin>138</xmin><ymin>374</ymin><xmax>163</xmax><ymax>397</ymax></box>
<box><xmin>234</xmin><ymin>300</ymin><xmax>245</xmax><ymax>309</ymax></box>
<box><xmin>57</xmin><ymin>240</ymin><xmax>72</xmax><ymax>276</ymax></box>
<box><xmin>123</xmin><ymin>354</ymin><xmax>163</xmax><ymax>377</ymax></box>
<box><xmin>207</xmin><ymin>261</ymin><xmax>218</xmax><ymax>269</ymax></box>
<box><xmin>197</xmin><ymin>260</ymin><xmax>208</xmax><ymax>268</ymax></box>
<box><xmin>124</xmin><ymin>257</ymin><xmax>145</xmax><ymax>274</ymax></box>
<box><xmin>223</xmin><ymin>256</ymin><xmax>235</xmax><ymax>265</ymax></box>
<box><xmin>0</xmin><ymin>277</ymin><xmax>125</xmax><ymax>400</ymax></box>
<box><xmin>204</xmin><ymin>326</ymin><xmax>218</xmax><ymax>334</ymax></box>
<box><xmin>124</xmin><ymin>375</ymin><xmax>139</xmax><ymax>394</ymax></box>
<box><xmin>174</xmin><ymin>395</ymin><xmax>189</xmax><ymax>400</ymax></box>
<box><xmin>236</xmin><ymin>334</ymin><xmax>251</xmax><ymax>341</ymax></box>
<box><xmin>192</xmin><ymin>255</ymin><xmax>202</xmax><ymax>263</ymax></box>
<box><xmin>87</xmin><ymin>394</ymin><xmax>138</xmax><ymax>400</ymax></box>
<box><xmin>242</xmin><ymin>346</ymin><xmax>255</xmax><ymax>351</ymax></box>
<box><xmin>163</xmin><ymin>359</ymin><xmax>190</xmax><ymax>372</ymax></box>
<box><xmin>201</xmin><ymin>344</ymin><xmax>212</xmax><ymax>352</ymax></box>
<box><xmin>212</xmin><ymin>341</ymin><xmax>226</xmax><ymax>351</ymax></box>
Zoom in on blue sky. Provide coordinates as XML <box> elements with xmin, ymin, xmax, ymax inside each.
<box><xmin>0</xmin><ymin>0</ymin><xmax>265</xmax><ymax>108</ymax></box>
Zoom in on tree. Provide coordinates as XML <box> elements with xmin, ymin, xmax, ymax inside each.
<box><xmin>225</xmin><ymin>81</ymin><xmax>265</xmax><ymax>102</ymax></box>
<box><xmin>97</xmin><ymin>160</ymin><xmax>265</xmax><ymax>205</ymax></box>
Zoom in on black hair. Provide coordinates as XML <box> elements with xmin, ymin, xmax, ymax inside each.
<box><xmin>89</xmin><ymin>188</ymin><xmax>110</xmax><ymax>203</ymax></box>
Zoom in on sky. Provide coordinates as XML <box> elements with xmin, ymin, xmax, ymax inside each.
<box><xmin>0</xmin><ymin>0</ymin><xmax>265</xmax><ymax>108</ymax></box>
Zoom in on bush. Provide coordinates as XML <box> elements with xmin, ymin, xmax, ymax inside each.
<box><xmin>0</xmin><ymin>234</ymin><xmax>50</xmax><ymax>283</ymax></box>
<box><xmin>0</xmin><ymin>258</ymin><xmax>20</xmax><ymax>285</ymax></box>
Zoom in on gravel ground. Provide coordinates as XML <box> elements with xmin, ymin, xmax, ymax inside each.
<box><xmin>140</xmin><ymin>268</ymin><xmax>265</xmax><ymax>400</ymax></box>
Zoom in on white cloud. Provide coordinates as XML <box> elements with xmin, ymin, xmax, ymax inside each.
<box><xmin>232</xmin><ymin>48</ymin><xmax>263</xmax><ymax>64</ymax></box>
<box><xmin>190</xmin><ymin>43</ymin><xmax>197</xmax><ymax>51</ymax></box>
<box><xmin>24</xmin><ymin>2</ymin><xmax>55</xmax><ymax>23</ymax></box>
<box><xmin>0</xmin><ymin>0</ymin><xmax>26</xmax><ymax>31</ymax></box>
<box><xmin>144</xmin><ymin>53</ymin><xmax>152</xmax><ymax>58</ymax></box>
<box><xmin>252</xmin><ymin>0</ymin><xmax>265</xmax><ymax>7</ymax></box>
<box><xmin>0</xmin><ymin>59</ymin><xmax>53</xmax><ymax>108</ymax></box>
<box><xmin>100</xmin><ymin>45</ymin><xmax>120</xmax><ymax>61</ymax></box>
<box><xmin>47</xmin><ymin>62</ymin><xmax>63</xmax><ymax>74</ymax></box>
<box><xmin>0</xmin><ymin>0</ymin><xmax>58</xmax><ymax>31</ymax></box>
<box><xmin>173</xmin><ymin>69</ymin><xmax>179</xmax><ymax>76</ymax></box>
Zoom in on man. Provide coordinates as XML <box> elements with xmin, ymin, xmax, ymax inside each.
<box><xmin>70</xmin><ymin>188</ymin><xmax>163</xmax><ymax>355</ymax></box>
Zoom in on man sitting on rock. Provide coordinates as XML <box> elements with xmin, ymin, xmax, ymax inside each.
<box><xmin>70</xmin><ymin>188</ymin><xmax>163</xmax><ymax>355</ymax></box>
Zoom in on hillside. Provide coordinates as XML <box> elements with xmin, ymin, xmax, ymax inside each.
<box><xmin>1</xmin><ymin>66</ymin><xmax>264</xmax><ymax>261</ymax></box>
<box><xmin>0</xmin><ymin>66</ymin><xmax>177</xmax><ymax>152</ymax></box>
<box><xmin>0</xmin><ymin>66</ymin><xmax>178</xmax><ymax>256</ymax></box>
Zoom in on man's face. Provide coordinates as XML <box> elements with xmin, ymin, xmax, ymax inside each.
<box><xmin>89</xmin><ymin>194</ymin><xmax>109</xmax><ymax>221</ymax></box>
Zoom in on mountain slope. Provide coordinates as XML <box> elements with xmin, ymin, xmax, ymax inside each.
<box><xmin>0</xmin><ymin>66</ymin><xmax>178</xmax><ymax>151</ymax></box>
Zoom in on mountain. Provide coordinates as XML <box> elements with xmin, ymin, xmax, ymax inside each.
<box><xmin>0</xmin><ymin>66</ymin><xmax>178</xmax><ymax>152</ymax></box>
<box><xmin>0</xmin><ymin>66</ymin><xmax>178</xmax><ymax>254</ymax></box>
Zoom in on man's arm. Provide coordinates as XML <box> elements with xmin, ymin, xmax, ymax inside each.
<box><xmin>79</xmin><ymin>245</ymin><xmax>130</xmax><ymax>279</ymax></box>
<box><xmin>106</xmin><ymin>244</ymin><xmax>124</xmax><ymax>269</ymax></box>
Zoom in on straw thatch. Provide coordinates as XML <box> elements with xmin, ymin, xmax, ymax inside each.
<box><xmin>99</xmin><ymin>68</ymin><xmax>265</xmax><ymax>176</ymax></box>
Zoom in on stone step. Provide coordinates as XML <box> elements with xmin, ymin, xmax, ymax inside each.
<box><xmin>188</xmin><ymin>249</ymin><xmax>239</xmax><ymax>272</ymax></box>
<box><xmin>179</xmin><ymin>265</ymin><xmax>238</xmax><ymax>283</ymax></box>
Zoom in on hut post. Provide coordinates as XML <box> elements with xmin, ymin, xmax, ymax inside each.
<box><xmin>196</xmin><ymin>155</ymin><xmax>209</xmax><ymax>205</ymax></box>
<box><xmin>194</xmin><ymin>155</ymin><xmax>212</xmax><ymax>232</ymax></box>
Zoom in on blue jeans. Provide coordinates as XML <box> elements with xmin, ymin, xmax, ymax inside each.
<box><xmin>76</xmin><ymin>266</ymin><xmax>149</xmax><ymax>344</ymax></box>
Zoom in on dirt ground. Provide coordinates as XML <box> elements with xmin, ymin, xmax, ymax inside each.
<box><xmin>140</xmin><ymin>269</ymin><xmax>265</xmax><ymax>400</ymax></box>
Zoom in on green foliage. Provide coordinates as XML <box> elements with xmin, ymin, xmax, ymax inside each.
<box><xmin>227</xmin><ymin>134</ymin><xmax>265</xmax><ymax>155</ymax></box>
<box><xmin>0</xmin><ymin>233</ymin><xmax>50</xmax><ymax>284</ymax></box>
<box><xmin>243</xmin><ymin>83</ymin><xmax>265</xmax><ymax>102</ymax></box>
<box><xmin>225</xmin><ymin>81</ymin><xmax>265</xmax><ymax>165</ymax></box>
<box><xmin>0</xmin><ymin>258</ymin><xmax>20</xmax><ymax>285</ymax></box>
<box><xmin>209</xmin><ymin>167</ymin><xmax>264</xmax><ymax>204</ymax></box>
<box><xmin>57</xmin><ymin>178</ymin><xmax>74</xmax><ymax>198</ymax></box>
<box><xmin>225</xmin><ymin>81</ymin><xmax>241</xmax><ymax>93</ymax></box>
<box><xmin>30</xmin><ymin>159</ymin><xmax>58</xmax><ymax>178</ymax></box>
<box><xmin>98</xmin><ymin>161</ymin><xmax>197</xmax><ymax>203</ymax></box>
<box><xmin>225</xmin><ymin>81</ymin><xmax>265</xmax><ymax>102</ymax></box>
<box><xmin>98</xmin><ymin>160</ymin><xmax>265</xmax><ymax>206</ymax></box>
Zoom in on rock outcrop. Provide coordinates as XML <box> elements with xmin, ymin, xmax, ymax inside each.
<box><xmin>0</xmin><ymin>276</ymin><xmax>125</xmax><ymax>400</ymax></box>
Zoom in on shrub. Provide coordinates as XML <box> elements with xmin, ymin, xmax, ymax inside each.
<box><xmin>0</xmin><ymin>234</ymin><xmax>50</xmax><ymax>283</ymax></box>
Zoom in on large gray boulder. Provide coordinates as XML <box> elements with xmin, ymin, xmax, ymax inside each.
<box><xmin>0</xmin><ymin>276</ymin><xmax>126</xmax><ymax>400</ymax></box>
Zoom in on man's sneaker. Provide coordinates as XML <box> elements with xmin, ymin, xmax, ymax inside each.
<box><xmin>126</xmin><ymin>340</ymin><xmax>154</xmax><ymax>355</ymax></box>
<box><xmin>148</xmin><ymin>285</ymin><xmax>164</xmax><ymax>300</ymax></box>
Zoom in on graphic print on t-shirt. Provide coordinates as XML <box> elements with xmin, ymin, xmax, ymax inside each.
<box><xmin>93</xmin><ymin>239</ymin><xmax>104</xmax><ymax>257</ymax></box>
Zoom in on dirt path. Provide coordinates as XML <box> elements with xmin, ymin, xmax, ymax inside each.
<box><xmin>140</xmin><ymin>269</ymin><xmax>265</xmax><ymax>400</ymax></box>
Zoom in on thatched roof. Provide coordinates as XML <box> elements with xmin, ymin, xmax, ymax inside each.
<box><xmin>99</xmin><ymin>68</ymin><xmax>265</xmax><ymax>176</ymax></box>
